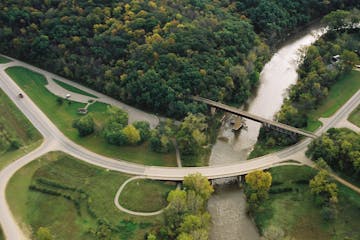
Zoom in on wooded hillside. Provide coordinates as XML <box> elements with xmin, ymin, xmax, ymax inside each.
<box><xmin>0</xmin><ymin>0</ymin><xmax>358</xmax><ymax>117</ymax></box>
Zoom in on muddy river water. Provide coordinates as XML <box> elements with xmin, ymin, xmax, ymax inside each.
<box><xmin>208</xmin><ymin>25</ymin><xmax>325</xmax><ymax>240</ymax></box>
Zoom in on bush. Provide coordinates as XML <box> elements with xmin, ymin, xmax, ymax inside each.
<box><xmin>103</xmin><ymin>121</ymin><xmax>128</xmax><ymax>146</ymax></box>
<box><xmin>73</xmin><ymin>114</ymin><xmax>95</xmax><ymax>137</ymax></box>
<box><xmin>9</xmin><ymin>138</ymin><xmax>21</xmax><ymax>150</ymax></box>
<box><xmin>133</xmin><ymin>121</ymin><xmax>150</xmax><ymax>142</ymax></box>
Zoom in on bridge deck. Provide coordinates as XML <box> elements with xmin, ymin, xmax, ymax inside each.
<box><xmin>192</xmin><ymin>96</ymin><xmax>317</xmax><ymax>139</ymax></box>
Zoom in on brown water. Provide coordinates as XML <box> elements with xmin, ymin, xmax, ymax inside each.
<box><xmin>208</xmin><ymin>25</ymin><xmax>325</xmax><ymax>240</ymax></box>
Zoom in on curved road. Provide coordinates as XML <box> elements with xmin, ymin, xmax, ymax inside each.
<box><xmin>0</xmin><ymin>57</ymin><xmax>359</xmax><ymax>239</ymax></box>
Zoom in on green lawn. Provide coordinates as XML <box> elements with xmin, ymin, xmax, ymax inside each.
<box><xmin>0</xmin><ymin>89</ymin><xmax>42</xmax><ymax>170</ymax></box>
<box><xmin>0</xmin><ymin>56</ymin><xmax>10</xmax><ymax>63</ymax></box>
<box><xmin>53</xmin><ymin>79</ymin><xmax>98</xmax><ymax>98</ymax></box>
<box><xmin>6</xmin><ymin>66</ymin><xmax>177</xmax><ymax>166</ymax></box>
<box><xmin>7</xmin><ymin>152</ymin><xmax>170</xmax><ymax>240</ymax></box>
<box><xmin>254</xmin><ymin>166</ymin><xmax>360</xmax><ymax>240</ymax></box>
<box><xmin>348</xmin><ymin>104</ymin><xmax>360</xmax><ymax>127</ymax></box>
<box><xmin>306</xmin><ymin>70</ymin><xmax>360</xmax><ymax>131</ymax></box>
<box><xmin>120</xmin><ymin>179</ymin><xmax>175</xmax><ymax>212</ymax></box>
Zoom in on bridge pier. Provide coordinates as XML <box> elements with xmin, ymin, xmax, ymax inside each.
<box><xmin>210</xmin><ymin>106</ymin><xmax>216</xmax><ymax>116</ymax></box>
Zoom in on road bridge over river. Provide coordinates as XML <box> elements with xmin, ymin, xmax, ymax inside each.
<box><xmin>192</xmin><ymin>96</ymin><xmax>317</xmax><ymax>139</ymax></box>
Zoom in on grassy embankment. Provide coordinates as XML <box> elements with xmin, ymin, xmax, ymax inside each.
<box><xmin>120</xmin><ymin>179</ymin><xmax>175</xmax><ymax>212</ymax></box>
<box><xmin>305</xmin><ymin>70</ymin><xmax>360</xmax><ymax>131</ymax></box>
<box><xmin>0</xmin><ymin>56</ymin><xmax>10</xmax><ymax>63</ymax></box>
<box><xmin>348</xmin><ymin>104</ymin><xmax>360</xmax><ymax>127</ymax></box>
<box><xmin>249</xmin><ymin>70</ymin><xmax>360</xmax><ymax>159</ymax></box>
<box><xmin>6</xmin><ymin>66</ymin><xmax>177</xmax><ymax>166</ymax></box>
<box><xmin>7</xmin><ymin>152</ymin><xmax>175</xmax><ymax>240</ymax></box>
<box><xmin>53</xmin><ymin>79</ymin><xmax>98</xmax><ymax>98</ymax></box>
<box><xmin>0</xmin><ymin>89</ymin><xmax>42</xmax><ymax>170</ymax></box>
<box><xmin>254</xmin><ymin>166</ymin><xmax>360</xmax><ymax>240</ymax></box>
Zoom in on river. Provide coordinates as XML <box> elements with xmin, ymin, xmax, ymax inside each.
<box><xmin>208</xmin><ymin>24</ymin><xmax>325</xmax><ymax>240</ymax></box>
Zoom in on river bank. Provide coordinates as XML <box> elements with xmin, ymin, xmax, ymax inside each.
<box><xmin>208</xmin><ymin>24</ymin><xmax>326</xmax><ymax>239</ymax></box>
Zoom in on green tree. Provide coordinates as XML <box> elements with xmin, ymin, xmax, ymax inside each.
<box><xmin>147</xmin><ymin>233</ymin><xmax>157</xmax><ymax>240</ymax></box>
<box><xmin>176</xmin><ymin>113</ymin><xmax>207</xmax><ymax>156</ymax></box>
<box><xmin>73</xmin><ymin>114</ymin><xmax>95</xmax><ymax>137</ymax></box>
<box><xmin>122</xmin><ymin>124</ymin><xmax>141</xmax><ymax>145</ymax></box>
<box><xmin>103</xmin><ymin>121</ymin><xmax>127</xmax><ymax>145</ymax></box>
<box><xmin>245</xmin><ymin>170</ymin><xmax>272</xmax><ymax>208</ymax></box>
<box><xmin>183</xmin><ymin>173</ymin><xmax>214</xmax><ymax>201</ymax></box>
<box><xmin>309</xmin><ymin>169</ymin><xmax>338</xmax><ymax>204</ymax></box>
<box><xmin>133</xmin><ymin>121</ymin><xmax>150</xmax><ymax>142</ymax></box>
<box><xmin>36</xmin><ymin>227</ymin><xmax>53</xmax><ymax>240</ymax></box>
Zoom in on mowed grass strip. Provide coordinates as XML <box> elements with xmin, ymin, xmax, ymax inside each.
<box><xmin>53</xmin><ymin>79</ymin><xmax>98</xmax><ymax>98</ymax></box>
<box><xmin>348</xmin><ymin>104</ymin><xmax>360</xmax><ymax>127</ymax></box>
<box><xmin>0</xmin><ymin>56</ymin><xmax>10</xmax><ymax>63</ymax></box>
<box><xmin>306</xmin><ymin>70</ymin><xmax>360</xmax><ymax>131</ymax></box>
<box><xmin>7</xmin><ymin>152</ymin><xmax>169</xmax><ymax>240</ymax></box>
<box><xmin>0</xmin><ymin>89</ymin><xmax>42</xmax><ymax>170</ymax></box>
<box><xmin>254</xmin><ymin>166</ymin><xmax>360</xmax><ymax>240</ymax></box>
<box><xmin>120</xmin><ymin>179</ymin><xmax>175</xmax><ymax>212</ymax></box>
<box><xmin>6</xmin><ymin>66</ymin><xmax>177</xmax><ymax>166</ymax></box>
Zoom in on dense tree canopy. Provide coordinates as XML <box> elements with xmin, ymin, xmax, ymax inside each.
<box><xmin>160</xmin><ymin>173</ymin><xmax>213</xmax><ymax>240</ymax></box>
<box><xmin>0</xmin><ymin>0</ymin><xmax>271</xmax><ymax>118</ymax></box>
<box><xmin>307</xmin><ymin>128</ymin><xmax>360</xmax><ymax>180</ymax></box>
<box><xmin>236</xmin><ymin>0</ymin><xmax>360</xmax><ymax>44</ymax></box>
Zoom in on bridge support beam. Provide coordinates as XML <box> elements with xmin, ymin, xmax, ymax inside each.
<box><xmin>210</xmin><ymin>106</ymin><xmax>216</xmax><ymax>116</ymax></box>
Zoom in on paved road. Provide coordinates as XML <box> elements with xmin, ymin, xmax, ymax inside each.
<box><xmin>0</xmin><ymin>57</ymin><xmax>359</xmax><ymax>239</ymax></box>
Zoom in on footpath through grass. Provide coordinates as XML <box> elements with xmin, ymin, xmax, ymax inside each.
<box><xmin>0</xmin><ymin>89</ymin><xmax>42</xmax><ymax>170</ymax></box>
<box><xmin>53</xmin><ymin>79</ymin><xmax>98</xmax><ymax>98</ymax></box>
<box><xmin>254</xmin><ymin>166</ymin><xmax>360</xmax><ymax>240</ymax></box>
<box><xmin>0</xmin><ymin>56</ymin><xmax>10</xmax><ymax>63</ymax></box>
<box><xmin>6</xmin><ymin>66</ymin><xmax>177</xmax><ymax>166</ymax></box>
<box><xmin>348</xmin><ymin>104</ymin><xmax>360</xmax><ymax>127</ymax></box>
<box><xmin>306</xmin><ymin>70</ymin><xmax>360</xmax><ymax>131</ymax></box>
<box><xmin>120</xmin><ymin>179</ymin><xmax>175</xmax><ymax>212</ymax></box>
<box><xmin>6</xmin><ymin>152</ymin><xmax>171</xmax><ymax>240</ymax></box>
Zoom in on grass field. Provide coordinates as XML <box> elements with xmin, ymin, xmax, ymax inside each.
<box><xmin>0</xmin><ymin>56</ymin><xmax>10</xmax><ymax>63</ymax></box>
<box><xmin>53</xmin><ymin>79</ymin><xmax>98</xmax><ymax>98</ymax></box>
<box><xmin>120</xmin><ymin>179</ymin><xmax>175</xmax><ymax>212</ymax></box>
<box><xmin>306</xmin><ymin>70</ymin><xmax>360</xmax><ymax>131</ymax></box>
<box><xmin>348</xmin><ymin>104</ymin><xmax>360</xmax><ymax>127</ymax></box>
<box><xmin>6</xmin><ymin>66</ymin><xmax>177</xmax><ymax>166</ymax></box>
<box><xmin>254</xmin><ymin>166</ymin><xmax>360</xmax><ymax>240</ymax></box>
<box><xmin>6</xmin><ymin>152</ymin><xmax>171</xmax><ymax>240</ymax></box>
<box><xmin>0</xmin><ymin>89</ymin><xmax>42</xmax><ymax>170</ymax></box>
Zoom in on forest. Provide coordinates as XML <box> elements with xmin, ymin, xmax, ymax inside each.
<box><xmin>1</xmin><ymin>0</ymin><xmax>359</xmax><ymax>118</ymax></box>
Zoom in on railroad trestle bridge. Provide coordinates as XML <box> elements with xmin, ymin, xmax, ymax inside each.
<box><xmin>192</xmin><ymin>96</ymin><xmax>317</xmax><ymax>139</ymax></box>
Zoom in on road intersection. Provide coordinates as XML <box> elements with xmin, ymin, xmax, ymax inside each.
<box><xmin>0</xmin><ymin>56</ymin><xmax>359</xmax><ymax>239</ymax></box>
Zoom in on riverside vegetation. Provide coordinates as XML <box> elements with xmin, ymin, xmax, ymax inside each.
<box><xmin>251</xmin><ymin>165</ymin><xmax>360</xmax><ymax>240</ymax></box>
<box><xmin>252</xmin><ymin>9</ymin><xmax>360</xmax><ymax>157</ymax></box>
